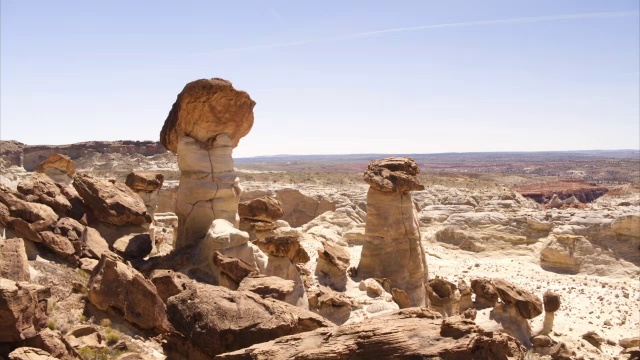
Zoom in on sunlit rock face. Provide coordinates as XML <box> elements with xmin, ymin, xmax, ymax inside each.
<box><xmin>357</xmin><ymin>157</ymin><xmax>429</xmax><ymax>307</ymax></box>
<box><xmin>159</xmin><ymin>78</ymin><xmax>255</xmax><ymax>250</ymax></box>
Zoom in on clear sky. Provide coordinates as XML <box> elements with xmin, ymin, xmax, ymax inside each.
<box><xmin>1</xmin><ymin>0</ymin><xmax>639</xmax><ymax>157</ymax></box>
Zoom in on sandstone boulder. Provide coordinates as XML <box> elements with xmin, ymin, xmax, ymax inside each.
<box><xmin>275</xmin><ymin>188</ymin><xmax>335</xmax><ymax>227</ymax></box>
<box><xmin>17</xmin><ymin>174</ymin><xmax>72</xmax><ymax>216</ymax></box>
<box><xmin>35</xmin><ymin>153</ymin><xmax>75</xmax><ymax>184</ymax></box>
<box><xmin>112</xmin><ymin>233</ymin><xmax>153</xmax><ymax>259</ymax></box>
<box><xmin>216</xmin><ymin>309</ymin><xmax>526</xmax><ymax>359</ymax></box>
<box><xmin>160</xmin><ymin>78</ymin><xmax>255</xmax><ymax>152</ymax></box>
<box><xmin>125</xmin><ymin>172</ymin><xmax>164</xmax><ymax>192</ymax></box>
<box><xmin>471</xmin><ymin>278</ymin><xmax>499</xmax><ymax>308</ymax></box>
<box><xmin>72</xmin><ymin>174</ymin><xmax>151</xmax><ymax>226</ymax></box>
<box><xmin>0</xmin><ymin>238</ymin><xmax>30</xmax><ymax>282</ymax></box>
<box><xmin>8</xmin><ymin>347</ymin><xmax>57</xmax><ymax>360</ymax></box>
<box><xmin>87</xmin><ymin>253</ymin><xmax>170</xmax><ymax>332</ymax></box>
<box><xmin>164</xmin><ymin>281</ymin><xmax>331</xmax><ymax>358</ymax></box>
<box><xmin>238</xmin><ymin>196</ymin><xmax>283</xmax><ymax>222</ymax></box>
<box><xmin>0</xmin><ymin>278</ymin><xmax>51</xmax><ymax>342</ymax></box>
<box><xmin>0</xmin><ymin>187</ymin><xmax>59</xmax><ymax>233</ymax></box>
<box><xmin>237</xmin><ymin>276</ymin><xmax>296</xmax><ymax>301</ymax></box>
<box><xmin>363</xmin><ymin>157</ymin><xmax>425</xmax><ymax>193</ymax></box>
<box><xmin>23</xmin><ymin>328</ymin><xmax>79</xmax><ymax>359</ymax></box>
<box><xmin>316</xmin><ymin>240</ymin><xmax>350</xmax><ymax>291</ymax></box>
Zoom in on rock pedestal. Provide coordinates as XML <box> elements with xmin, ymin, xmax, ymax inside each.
<box><xmin>357</xmin><ymin>158</ymin><xmax>428</xmax><ymax>307</ymax></box>
<box><xmin>35</xmin><ymin>154</ymin><xmax>75</xmax><ymax>184</ymax></box>
<box><xmin>160</xmin><ymin>78</ymin><xmax>255</xmax><ymax>250</ymax></box>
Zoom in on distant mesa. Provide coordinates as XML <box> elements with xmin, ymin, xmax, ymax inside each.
<box><xmin>513</xmin><ymin>179</ymin><xmax>608</xmax><ymax>206</ymax></box>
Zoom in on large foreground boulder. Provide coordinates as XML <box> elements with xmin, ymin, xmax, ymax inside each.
<box><xmin>216</xmin><ymin>309</ymin><xmax>526</xmax><ymax>359</ymax></box>
<box><xmin>17</xmin><ymin>173</ymin><xmax>72</xmax><ymax>216</ymax></box>
<box><xmin>0</xmin><ymin>278</ymin><xmax>51</xmax><ymax>342</ymax></box>
<box><xmin>164</xmin><ymin>281</ymin><xmax>331</xmax><ymax>358</ymax></box>
<box><xmin>0</xmin><ymin>237</ymin><xmax>30</xmax><ymax>282</ymax></box>
<box><xmin>87</xmin><ymin>253</ymin><xmax>170</xmax><ymax>332</ymax></box>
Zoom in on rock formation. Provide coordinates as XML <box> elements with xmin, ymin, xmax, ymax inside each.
<box><xmin>160</xmin><ymin>78</ymin><xmax>255</xmax><ymax>250</ymax></box>
<box><xmin>0</xmin><ymin>278</ymin><xmax>51</xmax><ymax>342</ymax></box>
<box><xmin>125</xmin><ymin>171</ymin><xmax>164</xmax><ymax>216</ymax></box>
<box><xmin>35</xmin><ymin>154</ymin><xmax>75</xmax><ymax>184</ymax></box>
<box><xmin>357</xmin><ymin>157</ymin><xmax>428</xmax><ymax>307</ymax></box>
<box><xmin>216</xmin><ymin>309</ymin><xmax>526</xmax><ymax>359</ymax></box>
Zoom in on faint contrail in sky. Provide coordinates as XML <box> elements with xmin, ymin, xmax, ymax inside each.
<box><xmin>195</xmin><ymin>11</ymin><xmax>639</xmax><ymax>55</ymax></box>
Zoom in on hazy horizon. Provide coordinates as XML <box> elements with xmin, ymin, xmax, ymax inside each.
<box><xmin>2</xmin><ymin>0</ymin><xmax>639</xmax><ymax>157</ymax></box>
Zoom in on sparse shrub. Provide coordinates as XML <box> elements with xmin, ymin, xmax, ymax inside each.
<box><xmin>77</xmin><ymin>346</ymin><xmax>110</xmax><ymax>360</ymax></box>
<box><xmin>100</xmin><ymin>318</ymin><xmax>111</xmax><ymax>328</ymax></box>
<box><xmin>105</xmin><ymin>331</ymin><xmax>120</xmax><ymax>345</ymax></box>
<box><xmin>79</xmin><ymin>314</ymin><xmax>87</xmax><ymax>323</ymax></box>
<box><xmin>47</xmin><ymin>320</ymin><xmax>56</xmax><ymax>330</ymax></box>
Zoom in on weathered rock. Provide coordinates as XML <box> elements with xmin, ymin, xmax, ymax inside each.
<box><xmin>275</xmin><ymin>188</ymin><xmax>335</xmax><ymax>227</ymax></box>
<box><xmin>358</xmin><ymin>158</ymin><xmax>427</xmax><ymax>307</ymax></box>
<box><xmin>540</xmin><ymin>234</ymin><xmax>593</xmax><ymax>274</ymax></box>
<box><xmin>253</xmin><ymin>234</ymin><xmax>302</xmax><ymax>261</ymax></box>
<box><xmin>0</xmin><ymin>278</ymin><xmax>51</xmax><ymax>342</ymax></box>
<box><xmin>0</xmin><ymin>238</ymin><xmax>30</xmax><ymax>282</ymax></box>
<box><xmin>17</xmin><ymin>174</ymin><xmax>72</xmax><ymax>216</ymax></box>
<box><xmin>112</xmin><ymin>233</ymin><xmax>153</xmax><ymax>259</ymax></box>
<box><xmin>458</xmin><ymin>279</ymin><xmax>473</xmax><ymax>312</ymax></box>
<box><xmin>72</xmin><ymin>174</ymin><xmax>151</xmax><ymax>226</ymax></box>
<box><xmin>492</xmin><ymin>278</ymin><xmax>543</xmax><ymax>319</ymax></box>
<box><xmin>23</xmin><ymin>328</ymin><xmax>79</xmax><ymax>359</ymax></box>
<box><xmin>87</xmin><ymin>253</ymin><xmax>170</xmax><ymax>332</ymax></box>
<box><xmin>65</xmin><ymin>325</ymin><xmax>105</xmax><ymax>349</ymax></box>
<box><xmin>125</xmin><ymin>172</ymin><xmax>164</xmax><ymax>192</ymax></box>
<box><xmin>543</xmin><ymin>291</ymin><xmax>561</xmax><ymax>312</ymax></box>
<box><xmin>490</xmin><ymin>302</ymin><xmax>533</xmax><ymax>347</ymax></box>
<box><xmin>150</xmin><ymin>269</ymin><xmax>190</xmax><ymax>303</ymax></box>
<box><xmin>216</xmin><ymin>309</ymin><xmax>526</xmax><ymax>359</ymax></box>
<box><xmin>619</xmin><ymin>337</ymin><xmax>640</xmax><ymax>349</ymax></box>
<box><xmin>37</xmin><ymin>231</ymin><xmax>77</xmax><ymax>263</ymax></box>
<box><xmin>363</xmin><ymin>157</ymin><xmax>425</xmax><ymax>193</ymax></box>
<box><xmin>471</xmin><ymin>278</ymin><xmax>499</xmax><ymax>308</ymax></box>
<box><xmin>174</xmin><ymin>135</ymin><xmax>242</xmax><ymax>249</ymax></box>
<box><xmin>582</xmin><ymin>331</ymin><xmax>603</xmax><ymax>348</ymax></box>
<box><xmin>237</xmin><ymin>276</ymin><xmax>296</xmax><ymax>301</ymax></box>
<box><xmin>79</xmin><ymin>226</ymin><xmax>112</xmax><ymax>260</ymax></box>
<box><xmin>307</xmin><ymin>285</ymin><xmax>353</xmax><ymax>325</ymax></box>
<box><xmin>8</xmin><ymin>347</ymin><xmax>57</xmax><ymax>360</ymax></box>
<box><xmin>35</xmin><ymin>153</ymin><xmax>75</xmax><ymax>184</ymax></box>
<box><xmin>531</xmin><ymin>334</ymin><xmax>555</xmax><ymax>348</ymax></box>
<box><xmin>316</xmin><ymin>240</ymin><xmax>350</xmax><ymax>291</ymax></box>
<box><xmin>611</xmin><ymin>214</ymin><xmax>640</xmax><ymax>238</ymax></box>
<box><xmin>238</xmin><ymin>196</ymin><xmax>283</xmax><ymax>222</ymax></box>
<box><xmin>160</xmin><ymin>78</ymin><xmax>255</xmax><ymax>152</ymax></box>
<box><xmin>391</xmin><ymin>288</ymin><xmax>411</xmax><ymax>309</ymax></box>
<box><xmin>359</xmin><ymin>278</ymin><xmax>385</xmax><ymax>298</ymax></box>
<box><xmin>0</xmin><ymin>187</ymin><xmax>59</xmax><ymax>233</ymax></box>
<box><xmin>164</xmin><ymin>281</ymin><xmax>331</xmax><ymax>358</ymax></box>
<box><xmin>212</xmin><ymin>251</ymin><xmax>258</xmax><ymax>285</ymax></box>
<box><xmin>426</xmin><ymin>278</ymin><xmax>456</xmax><ymax>316</ymax></box>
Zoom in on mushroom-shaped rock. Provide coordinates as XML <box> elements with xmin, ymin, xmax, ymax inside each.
<box><xmin>540</xmin><ymin>290</ymin><xmax>561</xmax><ymax>334</ymax></box>
<box><xmin>358</xmin><ymin>157</ymin><xmax>428</xmax><ymax>307</ymax></box>
<box><xmin>238</xmin><ymin>196</ymin><xmax>284</xmax><ymax>222</ymax></box>
<box><xmin>492</xmin><ymin>278</ymin><xmax>543</xmax><ymax>319</ymax></box>
<box><xmin>125</xmin><ymin>172</ymin><xmax>164</xmax><ymax>192</ymax></box>
<box><xmin>160</xmin><ymin>78</ymin><xmax>255</xmax><ymax>152</ymax></box>
<box><xmin>72</xmin><ymin>174</ymin><xmax>151</xmax><ymax>226</ymax></box>
<box><xmin>316</xmin><ymin>240</ymin><xmax>350</xmax><ymax>291</ymax></box>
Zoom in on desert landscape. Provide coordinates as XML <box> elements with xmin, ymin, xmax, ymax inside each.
<box><xmin>0</xmin><ymin>78</ymin><xmax>638</xmax><ymax>360</ymax></box>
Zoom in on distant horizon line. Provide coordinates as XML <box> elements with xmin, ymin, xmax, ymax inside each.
<box><xmin>2</xmin><ymin>139</ymin><xmax>638</xmax><ymax>157</ymax></box>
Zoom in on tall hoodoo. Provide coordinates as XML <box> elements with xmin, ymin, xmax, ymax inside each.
<box><xmin>357</xmin><ymin>157</ymin><xmax>429</xmax><ymax>307</ymax></box>
<box><xmin>160</xmin><ymin>78</ymin><xmax>255</xmax><ymax>249</ymax></box>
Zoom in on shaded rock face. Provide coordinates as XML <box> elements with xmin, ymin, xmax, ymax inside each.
<box><xmin>164</xmin><ymin>281</ymin><xmax>331</xmax><ymax>358</ymax></box>
<box><xmin>160</xmin><ymin>78</ymin><xmax>255</xmax><ymax>153</ymax></box>
<box><xmin>0</xmin><ymin>238</ymin><xmax>30</xmax><ymax>282</ymax></box>
<box><xmin>35</xmin><ymin>154</ymin><xmax>75</xmax><ymax>184</ymax></box>
<box><xmin>0</xmin><ymin>278</ymin><xmax>51</xmax><ymax>342</ymax></box>
<box><xmin>125</xmin><ymin>171</ymin><xmax>164</xmax><ymax>216</ymax></box>
<box><xmin>316</xmin><ymin>240</ymin><xmax>350</xmax><ymax>291</ymax></box>
<box><xmin>513</xmin><ymin>179</ymin><xmax>608</xmax><ymax>205</ymax></box>
<box><xmin>358</xmin><ymin>157</ymin><xmax>428</xmax><ymax>307</ymax></box>
<box><xmin>275</xmin><ymin>189</ymin><xmax>335</xmax><ymax>227</ymax></box>
<box><xmin>216</xmin><ymin>309</ymin><xmax>526</xmax><ymax>359</ymax></box>
<box><xmin>72</xmin><ymin>174</ymin><xmax>151</xmax><ymax>227</ymax></box>
<box><xmin>87</xmin><ymin>254</ymin><xmax>170</xmax><ymax>332</ymax></box>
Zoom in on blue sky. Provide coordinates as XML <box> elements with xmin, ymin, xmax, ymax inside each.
<box><xmin>1</xmin><ymin>0</ymin><xmax>638</xmax><ymax>156</ymax></box>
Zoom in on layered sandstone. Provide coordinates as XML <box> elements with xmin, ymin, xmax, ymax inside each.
<box><xmin>161</xmin><ymin>79</ymin><xmax>254</xmax><ymax>250</ymax></box>
<box><xmin>357</xmin><ymin>158</ymin><xmax>428</xmax><ymax>307</ymax></box>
